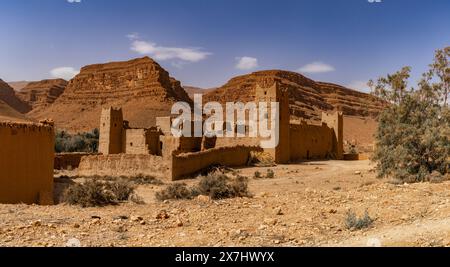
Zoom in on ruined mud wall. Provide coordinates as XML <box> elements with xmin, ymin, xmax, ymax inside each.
<box><xmin>54</xmin><ymin>153</ymin><xmax>98</xmax><ymax>170</ymax></box>
<box><xmin>215</xmin><ymin>137</ymin><xmax>260</xmax><ymax>148</ymax></box>
<box><xmin>77</xmin><ymin>154</ymin><xmax>169</xmax><ymax>179</ymax></box>
<box><xmin>124</xmin><ymin>129</ymin><xmax>149</xmax><ymax>155</ymax></box>
<box><xmin>170</xmin><ymin>146</ymin><xmax>262</xmax><ymax>180</ymax></box>
<box><xmin>160</xmin><ymin>136</ymin><xmax>202</xmax><ymax>159</ymax></box>
<box><xmin>289</xmin><ymin>123</ymin><xmax>334</xmax><ymax>160</ymax></box>
<box><xmin>0</xmin><ymin>122</ymin><xmax>54</xmax><ymax>204</ymax></box>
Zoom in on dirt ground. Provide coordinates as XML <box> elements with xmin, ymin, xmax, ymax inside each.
<box><xmin>1</xmin><ymin>160</ymin><xmax>450</xmax><ymax>247</ymax></box>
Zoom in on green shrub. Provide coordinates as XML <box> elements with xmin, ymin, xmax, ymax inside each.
<box><xmin>55</xmin><ymin>129</ymin><xmax>99</xmax><ymax>153</ymax></box>
<box><xmin>197</xmin><ymin>173</ymin><xmax>251</xmax><ymax>200</ymax></box>
<box><xmin>266</xmin><ymin>169</ymin><xmax>275</xmax><ymax>179</ymax></box>
<box><xmin>62</xmin><ymin>179</ymin><xmax>136</xmax><ymax>207</ymax></box>
<box><xmin>345</xmin><ymin>210</ymin><xmax>374</xmax><ymax>231</ymax></box>
<box><xmin>155</xmin><ymin>172</ymin><xmax>252</xmax><ymax>201</ymax></box>
<box><xmin>155</xmin><ymin>183</ymin><xmax>198</xmax><ymax>201</ymax></box>
<box><xmin>370</xmin><ymin>47</ymin><xmax>449</xmax><ymax>182</ymax></box>
<box><xmin>130</xmin><ymin>174</ymin><xmax>164</xmax><ymax>185</ymax></box>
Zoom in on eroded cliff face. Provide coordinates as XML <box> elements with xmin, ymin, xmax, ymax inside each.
<box><xmin>17</xmin><ymin>79</ymin><xmax>67</xmax><ymax>110</ymax></box>
<box><xmin>0</xmin><ymin>79</ymin><xmax>31</xmax><ymax>114</ymax></box>
<box><xmin>29</xmin><ymin>57</ymin><xmax>192</xmax><ymax>131</ymax></box>
<box><xmin>0</xmin><ymin>100</ymin><xmax>30</xmax><ymax>122</ymax></box>
<box><xmin>203</xmin><ymin>70</ymin><xmax>385</xmax><ymax>122</ymax></box>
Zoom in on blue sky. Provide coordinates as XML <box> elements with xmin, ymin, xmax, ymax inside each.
<box><xmin>0</xmin><ymin>0</ymin><xmax>449</xmax><ymax>91</ymax></box>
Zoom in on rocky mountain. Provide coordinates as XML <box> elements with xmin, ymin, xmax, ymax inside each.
<box><xmin>7</xmin><ymin>81</ymin><xmax>30</xmax><ymax>91</ymax></box>
<box><xmin>29</xmin><ymin>57</ymin><xmax>192</xmax><ymax>131</ymax></box>
<box><xmin>17</xmin><ymin>79</ymin><xmax>67</xmax><ymax>110</ymax></box>
<box><xmin>0</xmin><ymin>99</ymin><xmax>30</xmax><ymax>122</ymax></box>
<box><xmin>184</xmin><ymin>86</ymin><xmax>216</xmax><ymax>99</ymax></box>
<box><xmin>0</xmin><ymin>79</ymin><xmax>31</xmax><ymax>114</ymax></box>
<box><xmin>203</xmin><ymin>70</ymin><xmax>385</xmax><ymax>122</ymax></box>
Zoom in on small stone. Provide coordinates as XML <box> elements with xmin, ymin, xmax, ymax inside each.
<box><xmin>73</xmin><ymin>223</ymin><xmax>80</xmax><ymax>229</ymax></box>
<box><xmin>176</xmin><ymin>219</ymin><xmax>183</xmax><ymax>227</ymax></box>
<box><xmin>31</xmin><ymin>220</ymin><xmax>42</xmax><ymax>227</ymax></box>
<box><xmin>258</xmin><ymin>224</ymin><xmax>267</xmax><ymax>230</ymax></box>
<box><xmin>156</xmin><ymin>210</ymin><xmax>170</xmax><ymax>220</ymax></box>
<box><xmin>131</xmin><ymin>216</ymin><xmax>143</xmax><ymax>222</ymax></box>
<box><xmin>197</xmin><ymin>195</ymin><xmax>211</xmax><ymax>202</ymax></box>
<box><xmin>329</xmin><ymin>209</ymin><xmax>338</xmax><ymax>214</ymax></box>
<box><xmin>354</xmin><ymin>171</ymin><xmax>362</xmax><ymax>175</ymax></box>
<box><xmin>367</xmin><ymin>238</ymin><xmax>382</xmax><ymax>247</ymax></box>
<box><xmin>66</xmin><ymin>238</ymin><xmax>81</xmax><ymax>247</ymax></box>
<box><xmin>264</xmin><ymin>218</ymin><xmax>278</xmax><ymax>226</ymax></box>
<box><xmin>274</xmin><ymin>207</ymin><xmax>283</xmax><ymax>216</ymax></box>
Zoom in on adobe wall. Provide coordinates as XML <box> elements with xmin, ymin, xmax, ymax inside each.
<box><xmin>160</xmin><ymin>136</ymin><xmax>202</xmax><ymax>159</ymax></box>
<box><xmin>54</xmin><ymin>152</ymin><xmax>97</xmax><ymax>170</ymax></box>
<box><xmin>0</xmin><ymin>122</ymin><xmax>54</xmax><ymax>204</ymax></box>
<box><xmin>321</xmin><ymin>112</ymin><xmax>344</xmax><ymax>159</ymax></box>
<box><xmin>215</xmin><ymin>137</ymin><xmax>260</xmax><ymax>148</ymax></box>
<box><xmin>77</xmin><ymin>154</ymin><xmax>169</xmax><ymax>179</ymax></box>
<box><xmin>289</xmin><ymin>122</ymin><xmax>334</xmax><ymax>160</ymax></box>
<box><xmin>170</xmin><ymin>146</ymin><xmax>263</xmax><ymax>180</ymax></box>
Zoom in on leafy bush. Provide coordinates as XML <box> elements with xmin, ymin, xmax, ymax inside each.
<box><xmin>55</xmin><ymin>129</ymin><xmax>99</xmax><ymax>153</ymax></box>
<box><xmin>197</xmin><ymin>173</ymin><xmax>251</xmax><ymax>200</ymax></box>
<box><xmin>345</xmin><ymin>210</ymin><xmax>374</xmax><ymax>231</ymax></box>
<box><xmin>248</xmin><ymin>151</ymin><xmax>276</xmax><ymax>167</ymax></box>
<box><xmin>155</xmin><ymin>183</ymin><xmax>198</xmax><ymax>201</ymax></box>
<box><xmin>155</xmin><ymin>172</ymin><xmax>252</xmax><ymax>201</ymax></box>
<box><xmin>253</xmin><ymin>169</ymin><xmax>275</xmax><ymax>179</ymax></box>
<box><xmin>130</xmin><ymin>174</ymin><xmax>164</xmax><ymax>185</ymax></box>
<box><xmin>369</xmin><ymin>47</ymin><xmax>449</xmax><ymax>182</ymax></box>
<box><xmin>62</xmin><ymin>178</ymin><xmax>137</xmax><ymax>207</ymax></box>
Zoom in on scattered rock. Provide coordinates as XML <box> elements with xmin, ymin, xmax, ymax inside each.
<box><xmin>131</xmin><ymin>216</ymin><xmax>143</xmax><ymax>222</ymax></box>
<box><xmin>264</xmin><ymin>218</ymin><xmax>278</xmax><ymax>226</ymax></box>
<box><xmin>66</xmin><ymin>238</ymin><xmax>81</xmax><ymax>247</ymax></box>
<box><xmin>366</xmin><ymin>238</ymin><xmax>382</xmax><ymax>247</ymax></box>
<box><xmin>31</xmin><ymin>220</ymin><xmax>42</xmax><ymax>227</ymax></box>
<box><xmin>114</xmin><ymin>215</ymin><xmax>129</xmax><ymax>220</ymax></box>
<box><xmin>156</xmin><ymin>210</ymin><xmax>170</xmax><ymax>220</ymax></box>
<box><xmin>197</xmin><ymin>195</ymin><xmax>211</xmax><ymax>202</ymax></box>
<box><xmin>354</xmin><ymin>171</ymin><xmax>362</xmax><ymax>175</ymax></box>
<box><xmin>274</xmin><ymin>207</ymin><xmax>284</xmax><ymax>216</ymax></box>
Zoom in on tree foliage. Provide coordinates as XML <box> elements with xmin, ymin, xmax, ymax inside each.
<box><xmin>55</xmin><ymin>128</ymin><xmax>99</xmax><ymax>153</ymax></box>
<box><xmin>369</xmin><ymin>47</ymin><xmax>450</xmax><ymax>182</ymax></box>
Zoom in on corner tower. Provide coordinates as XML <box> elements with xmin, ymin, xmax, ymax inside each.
<box><xmin>99</xmin><ymin>107</ymin><xmax>124</xmax><ymax>155</ymax></box>
<box><xmin>321</xmin><ymin>111</ymin><xmax>344</xmax><ymax>159</ymax></box>
<box><xmin>255</xmin><ymin>80</ymin><xmax>290</xmax><ymax>163</ymax></box>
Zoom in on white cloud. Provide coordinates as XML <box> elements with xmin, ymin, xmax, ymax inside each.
<box><xmin>235</xmin><ymin>56</ymin><xmax>259</xmax><ymax>70</ymax></box>
<box><xmin>126</xmin><ymin>32</ymin><xmax>140</xmax><ymax>40</ymax></box>
<box><xmin>50</xmin><ymin>67</ymin><xmax>79</xmax><ymax>80</ymax></box>
<box><xmin>130</xmin><ymin>39</ymin><xmax>211</xmax><ymax>63</ymax></box>
<box><xmin>297</xmin><ymin>62</ymin><xmax>335</xmax><ymax>74</ymax></box>
<box><xmin>347</xmin><ymin>80</ymin><xmax>371</xmax><ymax>93</ymax></box>
<box><xmin>67</xmin><ymin>0</ymin><xmax>81</xmax><ymax>3</ymax></box>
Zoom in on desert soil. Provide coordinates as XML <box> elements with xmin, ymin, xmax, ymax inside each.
<box><xmin>1</xmin><ymin>160</ymin><xmax>450</xmax><ymax>247</ymax></box>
